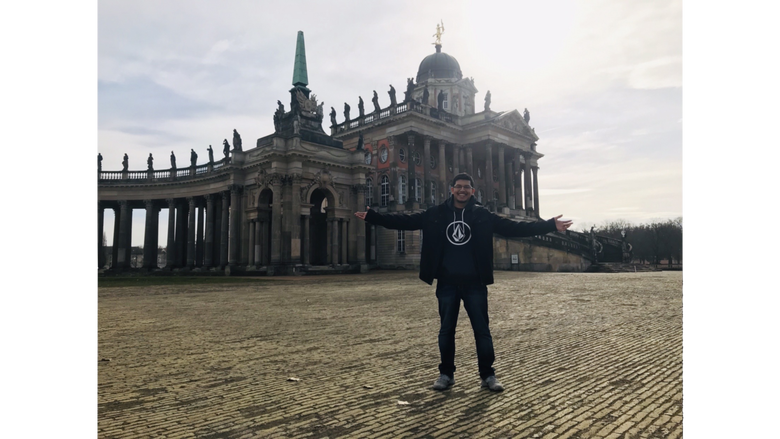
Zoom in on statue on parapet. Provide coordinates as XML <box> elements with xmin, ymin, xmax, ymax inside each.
<box><xmin>207</xmin><ymin>145</ymin><xmax>214</xmax><ymax>163</ymax></box>
<box><xmin>405</xmin><ymin>77</ymin><xmax>415</xmax><ymax>102</ymax></box>
<box><xmin>437</xmin><ymin>90</ymin><xmax>445</xmax><ymax>111</ymax></box>
<box><xmin>388</xmin><ymin>84</ymin><xmax>397</xmax><ymax>107</ymax></box>
<box><xmin>98</xmin><ymin>153</ymin><xmax>103</xmax><ymax>172</ymax></box>
<box><xmin>484</xmin><ymin>90</ymin><xmax>491</xmax><ymax>111</ymax></box>
<box><xmin>372</xmin><ymin>90</ymin><xmax>380</xmax><ymax>113</ymax></box>
<box><xmin>170</xmin><ymin>151</ymin><xmax>176</xmax><ymax>169</ymax></box>
<box><xmin>523</xmin><ymin>108</ymin><xmax>530</xmax><ymax>123</ymax></box>
<box><xmin>222</xmin><ymin>139</ymin><xmax>230</xmax><ymax>159</ymax></box>
<box><xmin>122</xmin><ymin>153</ymin><xmax>128</xmax><ymax>171</ymax></box>
<box><xmin>190</xmin><ymin>149</ymin><xmax>198</xmax><ymax>167</ymax></box>
<box><xmin>344</xmin><ymin>102</ymin><xmax>351</xmax><ymax>123</ymax></box>
<box><xmin>147</xmin><ymin>153</ymin><xmax>154</xmax><ymax>171</ymax></box>
<box><xmin>317</xmin><ymin>101</ymin><xmax>324</xmax><ymax>120</ymax></box>
<box><xmin>358</xmin><ymin>96</ymin><xmax>365</xmax><ymax>118</ymax></box>
<box><xmin>233</xmin><ymin>129</ymin><xmax>242</xmax><ymax>151</ymax></box>
<box><xmin>422</xmin><ymin>85</ymin><xmax>429</xmax><ymax>105</ymax></box>
<box><xmin>330</xmin><ymin>107</ymin><xmax>337</xmax><ymax>127</ymax></box>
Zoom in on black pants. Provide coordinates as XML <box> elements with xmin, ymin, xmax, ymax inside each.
<box><xmin>435</xmin><ymin>282</ymin><xmax>495</xmax><ymax>380</ymax></box>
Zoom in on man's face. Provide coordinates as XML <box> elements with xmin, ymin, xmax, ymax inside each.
<box><xmin>450</xmin><ymin>179</ymin><xmax>475</xmax><ymax>204</ymax></box>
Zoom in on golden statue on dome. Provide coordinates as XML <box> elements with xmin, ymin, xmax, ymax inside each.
<box><xmin>433</xmin><ymin>20</ymin><xmax>445</xmax><ymax>46</ymax></box>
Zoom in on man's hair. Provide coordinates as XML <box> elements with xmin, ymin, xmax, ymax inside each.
<box><xmin>451</xmin><ymin>173</ymin><xmax>475</xmax><ymax>188</ymax></box>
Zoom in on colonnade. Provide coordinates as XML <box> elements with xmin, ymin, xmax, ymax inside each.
<box><xmin>98</xmin><ymin>179</ymin><xmax>368</xmax><ymax>271</ymax></box>
<box><xmin>370</xmin><ymin>134</ymin><xmax>540</xmax><ymax>215</ymax></box>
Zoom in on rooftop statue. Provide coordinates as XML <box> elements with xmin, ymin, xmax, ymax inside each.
<box><xmin>233</xmin><ymin>129</ymin><xmax>242</xmax><ymax>151</ymax></box>
<box><xmin>358</xmin><ymin>96</ymin><xmax>365</xmax><ymax>118</ymax></box>
<box><xmin>372</xmin><ymin>90</ymin><xmax>380</xmax><ymax>113</ymax></box>
<box><xmin>207</xmin><ymin>145</ymin><xmax>214</xmax><ymax>163</ymax></box>
<box><xmin>484</xmin><ymin>90</ymin><xmax>491</xmax><ymax>112</ymax></box>
<box><xmin>147</xmin><ymin>153</ymin><xmax>154</xmax><ymax>171</ymax></box>
<box><xmin>388</xmin><ymin>84</ymin><xmax>397</xmax><ymax>107</ymax></box>
<box><xmin>330</xmin><ymin>106</ymin><xmax>337</xmax><ymax>127</ymax></box>
<box><xmin>344</xmin><ymin>102</ymin><xmax>351</xmax><ymax>122</ymax></box>
<box><xmin>432</xmin><ymin>20</ymin><xmax>445</xmax><ymax>46</ymax></box>
<box><xmin>437</xmin><ymin>90</ymin><xmax>445</xmax><ymax>111</ymax></box>
<box><xmin>223</xmin><ymin>139</ymin><xmax>230</xmax><ymax>158</ymax></box>
<box><xmin>98</xmin><ymin>153</ymin><xmax>103</xmax><ymax>172</ymax></box>
<box><xmin>170</xmin><ymin>151</ymin><xmax>176</xmax><ymax>169</ymax></box>
<box><xmin>405</xmin><ymin>77</ymin><xmax>415</xmax><ymax>102</ymax></box>
<box><xmin>122</xmin><ymin>153</ymin><xmax>128</xmax><ymax>172</ymax></box>
<box><xmin>422</xmin><ymin>85</ymin><xmax>429</xmax><ymax>105</ymax></box>
<box><xmin>190</xmin><ymin>149</ymin><xmax>197</xmax><ymax>167</ymax></box>
<box><xmin>523</xmin><ymin>108</ymin><xmax>530</xmax><ymax>123</ymax></box>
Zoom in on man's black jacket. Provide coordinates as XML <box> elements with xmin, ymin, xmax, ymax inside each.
<box><xmin>364</xmin><ymin>197</ymin><xmax>557</xmax><ymax>285</ymax></box>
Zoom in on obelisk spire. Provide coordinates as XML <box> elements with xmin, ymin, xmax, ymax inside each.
<box><xmin>292</xmin><ymin>31</ymin><xmax>309</xmax><ymax>87</ymax></box>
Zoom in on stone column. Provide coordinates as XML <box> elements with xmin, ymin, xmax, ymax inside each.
<box><xmin>143</xmin><ymin>200</ymin><xmax>157</xmax><ymax>269</ymax></box>
<box><xmin>220</xmin><ymin>190</ymin><xmax>230</xmax><ymax>268</ymax></box>
<box><xmin>452</xmin><ymin>144</ymin><xmax>460</xmax><ymax>175</ymax></box>
<box><xmin>204</xmin><ymin>194</ymin><xmax>214</xmax><ymax>268</ymax></box>
<box><xmin>514</xmin><ymin>150</ymin><xmax>523</xmax><ymax>210</ymax></box>
<box><xmin>254</xmin><ymin>220</ymin><xmax>262</xmax><ymax>266</ymax></box>
<box><xmin>116</xmin><ymin>200</ymin><xmax>130</xmax><ymax>269</ymax></box>
<box><xmin>270</xmin><ymin>175</ymin><xmax>283</xmax><ymax>264</ymax></box>
<box><xmin>423</xmin><ymin>137</ymin><xmax>431</xmax><ymax>207</ymax></box>
<box><xmin>248</xmin><ymin>219</ymin><xmax>255</xmax><ymax>266</ymax></box>
<box><xmin>524</xmin><ymin>156</ymin><xmax>534</xmax><ymax>215</ymax></box>
<box><xmin>341</xmin><ymin>219</ymin><xmax>348</xmax><ymax>264</ymax></box>
<box><xmin>372</xmin><ymin>172</ymin><xmax>380</xmax><ymax>208</ymax></box>
<box><xmin>438</xmin><ymin>142</ymin><xmax>447</xmax><ymax>199</ymax></box>
<box><xmin>196</xmin><ymin>203</ymin><xmax>204</xmax><ymax>266</ymax></box>
<box><xmin>187</xmin><ymin>197</ymin><xmax>196</xmax><ymax>268</ymax></box>
<box><xmin>466</xmin><ymin>146</ymin><xmax>474</xmax><ymax>177</ymax></box>
<box><xmin>302</xmin><ymin>215</ymin><xmax>310</xmax><ymax>265</ymax></box>
<box><xmin>406</xmin><ymin>133</ymin><xmax>415</xmax><ymax>207</ymax></box>
<box><xmin>506</xmin><ymin>158</ymin><xmax>515</xmax><ymax>209</ymax></box>
<box><xmin>354</xmin><ymin>185</ymin><xmax>366</xmax><ymax>264</ymax></box>
<box><xmin>178</xmin><ymin>202</ymin><xmax>190</xmax><ymax>267</ymax></box>
<box><xmin>290</xmin><ymin>174</ymin><xmax>302</xmax><ymax>263</ymax></box>
<box><xmin>263</xmin><ymin>220</ymin><xmax>271</xmax><ymax>265</ymax></box>
<box><xmin>485</xmin><ymin>141</ymin><xmax>494</xmax><ymax>207</ymax></box>
<box><xmin>111</xmin><ymin>207</ymin><xmax>120</xmax><ymax>268</ymax></box>
<box><xmin>98</xmin><ymin>203</ymin><xmax>105</xmax><ymax>269</ymax></box>
<box><xmin>229</xmin><ymin>185</ymin><xmax>242</xmax><ymax>267</ymax></box>
<box><xmin>166</xmin><ymin>199</ymin><xmax>176</xmax><ymax>268</ymax></box>
<box><xmin>532</xmin><ymin>166</ymin><xmax>540</xmax><ymax>218</ymax></box>
<box><xmin>497</xmin><ymin>144</ymin><xmax>506</xmax><ymax>207</ymax></box>
<box><xmin>331</xmin><ymin>217</ymin><xmax>339</xmax><ymax>265</ymax></box>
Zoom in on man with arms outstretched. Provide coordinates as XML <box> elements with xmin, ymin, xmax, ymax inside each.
<box><xmin>354</xmin><ymin>173</ymin><xmax>572</xmax><ymax>391</ymax></box>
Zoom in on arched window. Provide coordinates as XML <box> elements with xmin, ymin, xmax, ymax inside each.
<box><xmin>381</xmin><ymin>175</ymin><xmax>389</xmax><ymax>207</ymax></box>
<box><xmin>413</xmin><ymin>151</ymin><xmax>421</xmax><ymax>166</ymax></box>
<box><xmin>399</xmin><ymin>175</ymin><xmax>407</xmax><ymax>204</ymax></box>
<box><xmin>399</xmin><ymin>148</ymin><xmax>406</xmax><ymax>163</ymax></box>
<box><xmin>365</xmin><ymin>177</ymin><xmax>373</xmax><ymax>206</ymax></box>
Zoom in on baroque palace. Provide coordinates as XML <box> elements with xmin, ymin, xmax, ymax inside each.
<box><xmin>98</xmin><ymin>31</ymin><xmax>623</xmax><ymax>274</ymax></box>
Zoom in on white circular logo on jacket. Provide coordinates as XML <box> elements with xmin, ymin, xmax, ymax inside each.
<box><xmin>446</xmin><ymin>220</ymin><xmax>471</xmax><ymax>245</ymax></box>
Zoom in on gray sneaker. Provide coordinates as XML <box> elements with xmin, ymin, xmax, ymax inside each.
<box><xmin>481</xmin><ymin>376</ymin><xmax>505</xmax><ymax>392</ymax></box>
<box><xmin>432</xmin><ymin>374</ymin><xmax>455</xmax><ymax>390</ymax></box>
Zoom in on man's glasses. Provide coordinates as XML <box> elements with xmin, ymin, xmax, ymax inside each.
<box><xmin>453</xmin><ymin>185</ymin><xmax>473</xmax><ymax>190</ymax></box>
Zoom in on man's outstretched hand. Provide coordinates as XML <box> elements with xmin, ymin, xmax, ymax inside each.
<box><xmin>553</xmin><ymin>215</ymin><xmax>573</xmax><ymax>232</ymax></box>
<box><xmin>354</xmin><ymin>206</ymin><xmax>371</xmax><ymax>221</ymax></box>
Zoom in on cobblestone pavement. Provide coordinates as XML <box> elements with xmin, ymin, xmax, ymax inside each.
<box><xmin>98</xmin><ymin>271</ymin><xmax>682</xmax><ymax>439</ymax></box>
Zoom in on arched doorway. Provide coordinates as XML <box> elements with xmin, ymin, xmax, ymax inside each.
<box><xmin>309</xmin><ymin>189</ymin><xmax>330</xmax><ymax>265</ymax></box>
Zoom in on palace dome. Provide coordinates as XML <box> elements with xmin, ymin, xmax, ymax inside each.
<box><xmin>416</xmin><ymin>46</ymin><xmax>463</xmax><ymax>83</ymax></box>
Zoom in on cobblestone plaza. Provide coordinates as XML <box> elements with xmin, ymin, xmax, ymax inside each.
<box><xmin>98</xmin><ymin>271</ymin><xmax>682</xmax><ymax>438</ymax></box>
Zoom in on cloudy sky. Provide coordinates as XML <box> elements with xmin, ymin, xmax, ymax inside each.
<box><xmin>96</xmin><ymin>0</ymin><xmax>681</xmax><ymax>244</ymax></box>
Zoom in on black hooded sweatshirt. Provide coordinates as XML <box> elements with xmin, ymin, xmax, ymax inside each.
<box><xmin>364</xmin><ymin>195</ymin><xmax>557</xmax><ymax>285</ymax></box>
